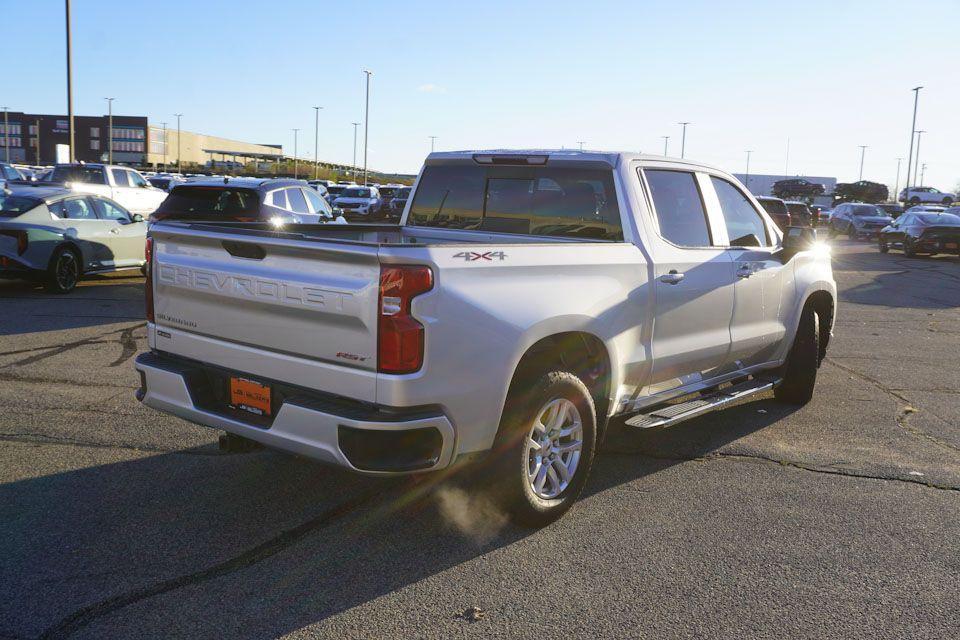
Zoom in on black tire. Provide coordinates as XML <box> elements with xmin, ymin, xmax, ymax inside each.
<box><xmin>909</xmin><ymin>197</ymin><xmax>920</xmax><ymax>205</ymax></box>
<box><xmin>45</xmin><ymin>246</ymin><xmax>81</xmax><ymax>294</ymax></box>
<box><xmin>904</xmin><ymin>240</ymin><xmax>917</xmax><ymax>258</ymax></box>
<box><xmin>847</xmin><ymin>225</ymin><xmax>857</xmax><ymax>241</ymax></box>
<box><xmin>878</xmin><ymin>240</ymin><xmax>889</xmax><ymax>253</ymax></box>
<box><xmin>774</xmin><ymin>306</ymin><xmax>820</xmax><ymax>405</ymax></box>
<box><xmin>942</xmin><ymin>198</ymin><xmax>953</xmax><ymax>205</ymax></box>
<box><xmin>488</xmin><ymin>371</ymin><xmax>597</xmax><ymax>527</ymax></box>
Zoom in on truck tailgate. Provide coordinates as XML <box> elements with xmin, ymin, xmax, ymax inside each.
<box><xmin>150</xmin><ymin>225</ymin><xmax>380</xmax><ymax>396</ymax></box>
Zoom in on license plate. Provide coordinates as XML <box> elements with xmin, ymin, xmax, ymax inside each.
<box><xmin>945</xmin><ymin>243</ymin><xmax>958</xmax><ymax>249</ymax></box>
<box><xmin>230</xmin><ymin>376</ymin><xmax>271</xmax><ymax>416</ymax></box>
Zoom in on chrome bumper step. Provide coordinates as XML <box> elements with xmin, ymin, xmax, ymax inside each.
<box><xmin>624</xmin><ymin>377</ymin><xmax>779</xmax><ymax>430</ymax></box>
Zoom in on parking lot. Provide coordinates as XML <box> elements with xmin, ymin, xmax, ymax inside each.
<box><xmin>1</xmin><ymin>241</ymin><xmax>958</xmax><ymax>639</ymax></box>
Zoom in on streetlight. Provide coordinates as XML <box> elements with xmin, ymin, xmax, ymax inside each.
<box><xmin>104</xmin><ymin>97</ymin><xmax>114</xmax><ymax>164</ymax></box>
<box><xmin>65</xmin><ymin>0</ymin><xmax>75</xmax><ymax>162</ymax></box>
<box><xmin>913</xmin><ymin>130</ymin><xmax>926</xmax><ymax>187</ymax></box>
<box><xmin>678</xmin><ymin>122</ymin><xmax>690</xmax><ymax>158</ymax></box>
<box><xmin>904</xmin><ymin>86</ymin><xmax>922</xmax><ymax>203</ymax></box>
<box><xmin>577</xmin><ymin>141</ymin><xmax>585</xmax><ymax>151</ymax></box>
<box><xmin>744</xmin><ymin>150</ymin><xmax>753</xmax><ymax>191</ymax></box>
<box><xmin>362</xmin><ymin>69</ymin><xmax>372</xmax><ymax>186</ymax></box>
<box><xmin>292</xmin><ymin>128</ymin><xmax>300</xmax><ymax>178</ymax></box>
<box><xmin>174</xmin><ymin>113</ymin><xmax>183</xmax><ymax>174</ymax></box>
<box><xmin>429</xmin><ymin>135</ymin><xmax>438</xmax><ymax>153</ymax></box>
<box><xmin>919</xmin><ymin>163</ymin><xmax>927</xmax><ymax>187</ymax></box>
<box><xmin>661</xmin><ymin>135</ymin><xmax>670</xmax><ymax>156</ymax></box>
<box><xmin>160</xmin><ymin>121</ymin><xmax>167</xmax><ymax>170</ymax></box>
<box><xmin>2</xmin><ymin>107</ymin><xmax>8</xmax><ymax>164</ymax></box>
<box><xmin>351</xmin><ymin>122</ymin><xmax>360</xmax><ymax>179</ymax></box>
<box><xmin>858</xmin><ymin>145</ymin><xmax>867</xmax><ymax>181</ymax></box>
<box><xmin>313</xmin><ymin>106</ymin><xmax>322</xmax><ymax>180</ymax></box>
<box><xmin>893</xmin><ymin>157</ymin><xmax>902</xmax><ymax>201</ymax></box>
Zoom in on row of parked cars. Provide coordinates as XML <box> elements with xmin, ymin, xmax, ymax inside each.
<box><xmin>826</xmin><ymin>201</ymin><xmax>960</xmax><ymax>258</ymax></box>
<box><xmin>1</xmin><ymin>162</ymin><xmax>404</xmax><ymax>293</ymax></box>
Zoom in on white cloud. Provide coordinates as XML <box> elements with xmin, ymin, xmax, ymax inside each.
<box><xmin>418</xmin><ymin>83</ymin><xmax>447</xmax><ymax>94</ymax></box>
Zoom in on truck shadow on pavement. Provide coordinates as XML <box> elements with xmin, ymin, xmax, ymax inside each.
<box><xmin>0</xmin><ymin>398</ymin><xmax>793</xmax><ymax>639</ymax></box>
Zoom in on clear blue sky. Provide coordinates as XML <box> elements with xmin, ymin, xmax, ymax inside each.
<box><xmin>5</xmin><ymin>0</ymin><xmax>958</xmax><ymax>189</ymax></box>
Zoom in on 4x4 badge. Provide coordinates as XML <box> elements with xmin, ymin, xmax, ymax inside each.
<box><xmin>452</xmin><ymin>251</ymin><xmax>506</xmax><ymax>262</ymax></box>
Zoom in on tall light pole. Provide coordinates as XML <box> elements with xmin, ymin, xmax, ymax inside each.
<box><xmin>893</xmin><ymin>157</ymin><xmax>902</xmax><ymax>202</ymax></box>
<box><xmin>858</xmin><ymin>145</ymin><xmax>867</xmax><ymax>181</ymax></box>
<box><xmin>678</xmin><ymin>122</ymin><xmax>690</xmax><ymax>158</ymax></box>
<box><xmin>913</xmin><ymin>130</ymin><xmax>925</xmax><ymax>187</ymax></box>
<box><xmin>362</xmin><ymin>69</ymin><xmax>372</xmax><ymax>186</ymax></box>
<box><xmin>577</xmin><ymin>140</ymin><xmax>585</xmax><ymax>151</ymax></box>
<box><xmin>744</xmin><ymin>150</ymin><xmax>753</xmax><ymax>192</ymax></box>
<box><xmin>160</xmin><ymin>121</ymin><xmax>167</xmax><ymax>170</ymax></box>
<box><xmin>904</xmin><ymin>86</ymin><xmax>922</xmax><ymax>203</ymax></box>
<box><xmin>919</xmin><ymin>163</ymin><xmax>927</xmax><ymax>187</ymax></box>
<box><xmin>429</xmin><ymin>135</ymin><xmax>437</xmax><ymax>153</ymax></box>
<box><xmin>2</xmin><ymin>107</ymin><xmax>8</xmax><ymax>164</ymax></box>
<box><xmin>65</xmin><ymin>0</ymin><xmax>75</xmax><ymax>162</ymax></box>
<box><xmin>104</xmin><ymin>97</ymin><xmax>114</xmax><ymax>164</ymax></box>
<box><xmin>174</xmin><ymin>113</ymin><xmax>182</xmax><ymax>174</ymax></box>
<box><xmin>661</xmin><ymin>135</ymin><xmax>670</xmax><ymax>156</ymax></box>
<box><xmin>351</xmin><ymin>122</ymin><xmax>360</xmax><ymax>179</ymax></box>
<box><xmin>313</xmin><ymin>106</ymin><xmax>322</xmax><ymax>180</ymax></box>
<box><xmin>292</xmin><ymin>128</ymin><xmax>300</xmax><ymax>178</ymax></box>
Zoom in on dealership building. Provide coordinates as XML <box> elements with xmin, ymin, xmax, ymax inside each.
<box><xmin>0</xmin><ymin>110</ymin><xmax>283</xmax><ymax>169</ymax></box>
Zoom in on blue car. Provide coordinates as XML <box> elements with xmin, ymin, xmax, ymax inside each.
<box><xmin>0</xmin><ymin>186</ymin><xmax>147</xmax><ymax>293</ymax></box>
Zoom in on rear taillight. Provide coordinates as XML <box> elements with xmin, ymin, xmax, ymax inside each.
<box><xmin>377</xmin><ymin>265</ymin><xmax>433</xmax><ymax>374</ymax></box>
<box><xmin>0</xmin><ymin>230</ymin><xmax>27</xmax><ymax>255</ymax></box>
<box><xmin>144</xmin><ymin>237</ymin><xmax>154</xmax><ymax>323</ymax></box>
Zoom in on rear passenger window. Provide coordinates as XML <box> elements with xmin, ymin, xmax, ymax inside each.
<box><xmin>409</xmin><ymin>165</ymin><xmax>622</xmax><ymax>240</ymax></box>
<box><xmin>287</xmin><ymin>187</ymin><xmax>309</xmax><ymax>214</ymax></box>
<box><xmin>270</xmin><ymin>190</ymin><xmax>288</xmax><ymax>209</ymax></box>
<box><xmin>643</xmin><ymin>170</ymin><xmax>711</xmax><ymax>247</ymax></box>
<box><xmin>110</xmin><ymin>169</ymin><xmax>130</xmax><ymax>187</ymax></box>
<box><xmin>710</xmin><ymin>177</ymin><xmax>770</xmax><ymax>246</ymax></box>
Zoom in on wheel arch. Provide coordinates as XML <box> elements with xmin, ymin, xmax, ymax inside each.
<box><xmin>49</xmin><ymin>240</ymin><xmax>85</xmax><ymax>274</ymax></box>
<box><xmin>801</xmin><ymin>289</ymin><xmax>835</xmax><ymax>364</ymax></box>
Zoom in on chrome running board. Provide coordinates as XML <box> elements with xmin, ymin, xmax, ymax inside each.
<box><xmin>624</xmin><ymin>377</ymin><xmax>779</xmax><ymax>430</ymax></box>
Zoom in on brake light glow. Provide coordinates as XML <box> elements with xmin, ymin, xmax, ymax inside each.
<box><xmin>378</xmin><ymin>265</ymin><xmax>433</xmax><ymax>374</ymax></box>
<box><xmin>144</xmin><ymin>237</ymin><xmax>154</xmax><ymax>323</ymax></box>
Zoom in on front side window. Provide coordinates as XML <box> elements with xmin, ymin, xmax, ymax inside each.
<box><xmin>303</xmin><ymin>188</ymin><xmax>331</xmax><ymax>215</ymax></box>
<box><xmin>409</xmin><ymin>164</ymin><xmax>622</xmax><ymax>240</ymax></box>
<box><xmin>126</xmin><ymin>171</ymin><xmax>147</xmax><ymax>188</ymax></box>
<box><xmin>110</xmin><ymin>168</ymin><xmax>130</xmax><ymax>187</ymax></box>
<box><xmin>644</xmin><ymin>169</ymin><xmax>710</xmax><ymax>247</ymax></box>
<box><xmin>710</xmin><ymin>177</ymin><xmax>770</xmax><ymax>246</ymax></box>
<box><xmin>92</xmin><ymin>198</ymin><xmax>130</xmax><ymax>222</ymax></box>
<box><xmin>287</xmin><ymin>187</ymin><xmax>309</xmax><ymax>213</ymax></box>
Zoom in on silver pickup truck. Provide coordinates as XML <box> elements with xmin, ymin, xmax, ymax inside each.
<box><xmin>135</xmin><ymin>150</ymin><xmax>836</xmax><ymax>525</ymax></box>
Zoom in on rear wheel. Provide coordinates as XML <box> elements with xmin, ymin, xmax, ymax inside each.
<box><xmin>775</xmin><ymin>306</ymin><xmax>820</xmax><ymax>405</ymax></box>
<box><xmin>942</xmin><ymin>197</ymin><xmax>953</xmax><ymax>205</ymax></box>
<box><xmin>45</xmin><ymin>247</ymin><xmax>80</xmax><ymax>294</ymax></box>
<box><xmin>488</xmin><ymin>371</ymin><xmax>597</xmax><ymax>527</ymax></box>
<box><xmin>910</xmin><ymin>197</ymin><xmax>921</xmax><ymax>205</ymax></box>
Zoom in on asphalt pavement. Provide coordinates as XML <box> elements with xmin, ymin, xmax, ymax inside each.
<box><xmin>0</xmin><ymin>241</ymin><xmax>957</xmax><ymax>639</ymax></box>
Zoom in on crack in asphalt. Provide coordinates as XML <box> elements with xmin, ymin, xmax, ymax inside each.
<box><xmin>825</xmin><ymin>357</ymin><xmax>960</xmax><ymax>455</ymax></box>
<box><xmin>0</xmin><ymin>323</ymin><xmax>145</xmax><ymax>369</ymax></box>
<box><xmin>37</xmin><ymin>487</ymin><xmax>384</xmax><ymax>640</ymax></box>
<box><xmin>0</xmin><ymin>433</ymin><xmax>222</xmax><ymax>456</ymax></box>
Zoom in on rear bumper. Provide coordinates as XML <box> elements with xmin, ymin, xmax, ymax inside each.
<box><xmin>134</xmin><ymin>351</ymin><xmax>456</xmax><ymax>475</ymax></box>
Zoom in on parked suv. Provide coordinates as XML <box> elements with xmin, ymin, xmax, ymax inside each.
<box><xmin>756</xmin><ymin>196</ymin><xmax>791</xmax><ymax>230</ymax></box>
<box><xmin>773</xmin><ymin>178</ymin><xmax>825</xmax><ymax>199</ymax></box>
<box><xmin>785</xmin><ymin>201</ymin><xmax>814</xmax><ymax>227</ymax></box>
<box><xmin>333</xmin><ymin>185</ymin><xmax>381</xmax><ymax>217</ymax></box>
<box><xmin>829</xmin><ymin>203</ymin><xmax>893</xmax><ymax>240</ymax></box>
<box><xmin>899</xmin><ymin>186</ymin><xmax>955</xmax><ymax>206</ymax></box>
<box><xmin>136</xmin><ymin>150</ymin><xmax>836</xmax><ymax>526</ymax></box>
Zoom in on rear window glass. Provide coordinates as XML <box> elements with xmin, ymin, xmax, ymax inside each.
<box><xmin>851</xmin><ymin>205</ymin><xmax>882</xmax><ymax>216</ymax></box>
<box><xmin>50</xmin><ymin>165</ymin><xmax>106</xmax><ymax>185</ymax></box>
<box><xmin>0</xmin><ymin>194</ymin><xmax>40</xmax><ymax>217</ymax></box>
<box><xmin>155</xmin><ymin>186</ymin><xmax>260</xmax><ymax>219</ymax></box>
<box><xmin>786</xmin><ymin>203</ymin><xmax>809</xmax><ymax>216</ymax></box>
<box><xmin>408</xmin><ymin>165</ymin><xmax>622</xmax><ymax>240</ymax></box>
<box><xmin>758</xmin><ymin>199</ymin><xmax>788</xmax><ymax>215</ymax></box>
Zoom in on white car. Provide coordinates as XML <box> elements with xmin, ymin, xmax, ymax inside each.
<box><xmin>899</xmin><ymin>187</ymin><xmax>954</xmax><ymax>206</ymax></box>
<box><xmin>136</xmin><ymin>149</ymin><xmax>836</xmax><ymax>526</ymax></box>
<box><xmin>333</xmin><ymin>185</ymin><xmax>381</xmax><ymax>215</ymax></box>
<box><xmin>48</xmin><ymin>163</ymin><xmax>168</xmax><ymax>216</ymax></box>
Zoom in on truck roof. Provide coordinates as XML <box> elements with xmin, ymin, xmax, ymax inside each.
<box><xmin>424</xmin><ymin>149</ymin><xmax>729</xmax><ymax>174</ymax></box>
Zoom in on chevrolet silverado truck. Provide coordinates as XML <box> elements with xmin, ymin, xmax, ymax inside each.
<box><xmin>47</xmin><ymin>163</ymin><xmax>168</xmax><ymax>216</ymax></box>
<box><xmin>135</xmin><ymin>150</ymin><xmax>837</xmax><ymax>526</ymax></box>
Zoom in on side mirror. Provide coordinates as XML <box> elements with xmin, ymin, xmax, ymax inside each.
<box><xmin>780</xmin><ymin>226</ymin><xmax>817</xmax><ymax>261</ymax></box>
<box><xmin>131</xmin><ymin>213</ymin><xmax>145</xmax><ymax>223</ymax></box>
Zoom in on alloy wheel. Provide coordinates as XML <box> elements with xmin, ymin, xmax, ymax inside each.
<box><xmin>525</xmin><ymin>398</ymin><xmax>584</xmax><ymax>500</ymax></box>
<box><xmin>56</xmin><ymin>252</ymin><xmax>79</xmax><ymax>291</ymax></box>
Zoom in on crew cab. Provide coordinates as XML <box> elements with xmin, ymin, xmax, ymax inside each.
<box><xmin>47</xmin><ymin>163</ymin><xmax>168</xmax><ymax>216</ymax></box>
<box><xmin>135</xmin><ymin>150</ymin><xmax>836</xmax><ymax>526</ymax></box>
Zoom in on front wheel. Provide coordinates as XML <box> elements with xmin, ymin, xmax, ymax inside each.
<box><xmin>775</xmin><ymin>306</ymin><xmax>820</xmax><ymax>405</ymax></box>
<box><xmin>942</xmin><ymin>197</ymin><xmax>953</xmax><ymax>205</ymax></box>
<box><xmin>904</xmin><ymin>240</ymin><xmax>917</xmax><ymax>258</ymax></box>
<box><xmin>489</xmin><ymin>371</ymin><xmax>597</xmax><ymax>527</ymax></box>
<box><xmin>878</xmin><ymin>240</ymin><xmax>889</xmax><ymax>253</ymax></box>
